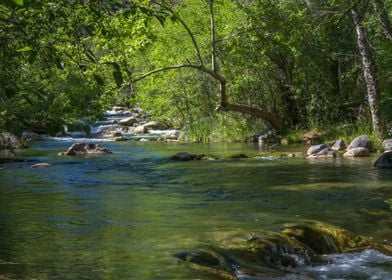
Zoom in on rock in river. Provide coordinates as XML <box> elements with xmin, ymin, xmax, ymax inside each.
<box><xmin>383</xmin><ymin>139</ymin><xmax>392</xmax><ymax>152</ymax></box>
<box><xmin>374</xmin><ymin>151</ymin><xmax>392</xmax><ymax>168</ymax></box>
<box><xmin>343</xmin><ymin>147</ymin><xmax>370</xmax><ymax>157</ymax></box>
<box><xmin>307</xmin><ymin>144</ymin><xmax>327</xmax><ymax>156</ymax></box>
<box><xmin>58</xmin><ymin>143</ymin><xmax>112</xmax><ymax>156</ymax></box>
<box><xmin>174</xmin><ymin>221</ymin><xmax>391</xmax><ymax>279</ymax></box>
<box><xmin>347</xmin><ymin>135</ymin><xmax>371</xmax><ymax>151</ymax></box>
<box><xmin>171</xmin><ymin>152</ymin><xmax>207</xmax><ymax>161</ymax></box>
<box><xmin>31</xmin><ymin>163</ymin><xmax>52</xmax><ymax>168</ymax></box>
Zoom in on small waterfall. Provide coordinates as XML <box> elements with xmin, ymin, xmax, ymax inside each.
<box><xmin>56</xmin><ymin>106</ymin><xmax>182</xmax><ymax>142</ymax></box>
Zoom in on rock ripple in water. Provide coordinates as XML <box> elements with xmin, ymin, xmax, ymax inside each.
<box><xmin>58</xmin><ymin>143</ymin><xmax>112</xmax><ymax>156</ymax></box>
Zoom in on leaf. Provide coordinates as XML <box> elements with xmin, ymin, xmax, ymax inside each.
<box><xmin>16</xmin><ymin>46</ymin><xmax>32</xmax><ymax>52</ymax></box>
<box><xmin>12</xmin><ymin>0</ymin><xmax>23</xmax><ymax>6</ymax></box>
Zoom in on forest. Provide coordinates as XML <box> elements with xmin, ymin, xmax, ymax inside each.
<box><xmin>1</xmin><ymin>0</ymin><xmax>392</xmax><ymax>143</ymax></box>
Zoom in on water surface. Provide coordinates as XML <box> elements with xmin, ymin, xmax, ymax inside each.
<box><xmin>0</xmin><ymin>140</ymin><xmax>391</xmax><ymax>279</ymax></box>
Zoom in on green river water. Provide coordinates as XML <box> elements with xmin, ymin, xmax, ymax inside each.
<box><xmin>0</xmin><ymin>140</ymin><xmax>391</xmax><ymax>279</ymax></box>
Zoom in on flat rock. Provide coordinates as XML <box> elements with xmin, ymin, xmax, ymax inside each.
<box><xmin>58</xmin><ymin>143</ymin><xmax>111</xmax><ymax>156</ymax></box>
<box><xmin>347</xmin><ymin>135</ymin><xmax>371</xmax><ymax>151</ymax></box>
<box><xmin>31</xmin><ymin>163</ymin><xmax>52</xmax><ymax>168</ymax></box>
<box><xmin>307</xmin><ymin>148</ymin><xmax>336</xmax><ymax>158</ymax></box>
<box><xmin>374</xmin><ymin>151</ymin><xmax>392</xmax><ymax>168</ymax></box>
<box><xmin>118</xmin><ymin>116</ymin><xmax>137</xmax><ymax>126</ymax></box>
<box><xmin>307</xmin><ymin>144</ymin><xmax>327</xmax><ymax>156</ymax></box>
<box><xmin>343</xmin><ymin>147</ymin><xmax>369</xmax><ymax>157</ymax></box>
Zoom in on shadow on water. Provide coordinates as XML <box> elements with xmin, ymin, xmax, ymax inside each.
<box><xmin>0</xmin><ymin>140</ymin><xmax>391</xmax><ymax>279</ymax></box>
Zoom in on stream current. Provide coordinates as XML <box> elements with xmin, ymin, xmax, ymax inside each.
<box><xmin>0</xmin><ymin>139</ymin><xmax>391</xmax><ymax>279</ymax></box>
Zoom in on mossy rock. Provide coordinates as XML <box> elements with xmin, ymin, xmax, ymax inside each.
<box><xmin>174</xmin><ymin>221</ymin><xmax>391</xmax><ymax>279</ymax></box>
<box><xmin>281</xmin><ymin>222</ymin><xmax>372</xmax><ymax>254</ymax></box>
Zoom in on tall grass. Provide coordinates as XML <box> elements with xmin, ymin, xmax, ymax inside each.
<box><xmin>183</xmin><ymin>113</ymin><xmax>265</xmax><ymax>143</ymax></box>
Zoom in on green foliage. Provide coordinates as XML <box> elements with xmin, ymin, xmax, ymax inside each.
<box><xmin>0</xmin><ymin>0</ymin><xmax>391</xmax><ymax>141</ymax></box>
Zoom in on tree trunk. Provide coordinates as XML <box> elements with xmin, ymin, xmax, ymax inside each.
<box><xmin>372</xmin><ymin>0</ymin><xmax>392</xmax><ymax>41</ymax></box>
<box><xmin>351</xmin><ymin>8</ymin><xmax>384</xmax><ymax>138</ymax></box>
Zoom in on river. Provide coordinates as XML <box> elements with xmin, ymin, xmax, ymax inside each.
<box><xmin>0</xmin><ymin>139</ymin><xmax>391</xmax><ymax>279</ymax></box>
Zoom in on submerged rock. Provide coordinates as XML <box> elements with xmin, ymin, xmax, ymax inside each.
<box><xmin>174</xmin><ymin>221</ymin><xmax>391</xmax><ymax>279</ymax></box>
<box><xmin>227</xmin><ymin>153</ymin><xmax>248</xmax><ymax>159</ymax></box>
<box><xmin>374</xmin><ymin>151</ymin><xmax>392</xmax><ymax>168</ymax></box>
<box><xmin>58</xmin><ymin>143</ymin><xmax>112</xmax><ymax>156</ymax></box>
<box><xmin>171</xmin><ymin>152</ymin><xmax>206</xmax><ymax>161</ymax></box>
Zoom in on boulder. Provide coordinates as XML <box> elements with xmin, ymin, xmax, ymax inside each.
<box><xmin>0</xmin><ymin>132</ymin><xmax>22</xmax><ymax>150</ymax></box>
<box><xmin>347</xmin><ymin>135</ymin><xmax>371</xmax><ymax>151</ymax></box>
<box><xmin>307</xmin><ymin>148</ymin><xmax>336</xmax><ymax>158</ymax></box>
<box><xmin>118</xmin><ymin>116</ymin><xmax>137</xmax><ymax>126</ymax></box>
<box><xmin>171</xmin><ymin>152</ymin><xmax>206</xmax><ymax>161</ymax></box>
<box><xmin>374</xmin><ymin>151</ymin><xmax>392</xmax><ymax>168</ymax></box>
<box><xmin>343</xmin><ymin>147</ymin><xmax>370</xmax><ymax>157</ymax></box>
<box><xmin>58</xmin><ymin>143</ymin><xmax>112</xmax><ymax>156</ymax></box>
<box><xmin>132</xmin><ymin>125</ymin><xmax>148</xmax><ymax>134</ymax></box>
<box><xmin>307</xmin><ymin>144</ymin><xmax>327</xmax><ymax>156</ymax></box>
<box><xmin>382</xmin><ymin>139</ymin><xmax>392</xmax><ymax>152</ymax></box>
<box><xmin>174</xmin><ymin>221</ymin><xmax>390</xmax><ymax>279</ymax></box>
<box><xmin>143</xmin><ymin>121</ymin><xmax>165</xmax><ymax>130</ymax></box>
<box><xmin>331</xmin><ymin>139</ymin><xmax>345</xmax><ymax>151</ymax></box>
<box><xmin>21</xmin><ymin>130</ymin><xmax>41</xmax><ymax>142</ymax></box>
<box><xmin>31</xmin><ymin>163</ymin><xmax>52</xmax><ymax>168</ymax></box>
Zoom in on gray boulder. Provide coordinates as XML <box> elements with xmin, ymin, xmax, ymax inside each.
<box><xmin>307</xmin><ymin>144</ymin><xmax>327</xmax><ymax>156</ymax></box>
<box><xmin>347</xmin><ymin>135</ymin><xmax>371</xmax><ymax>151</ymax></box>
<box><xmin>0</xmin><ymin>132</ymin><xmax>22</xmax><ymax>150</ymax></box>
<box><xmin>118</xmin><ymin>116</ymin><xmax>137</xmax><ymax>126</ymax></box>
<box><xmin>331</xmin><ymin>139</ymin><xmax>345</xmax><ymax>151</ymax></box>
<box><xmin>343</xmin><ymin>147</ymin><xmax>369</xmax><ymax>157</ymax></box>
<box><xmin>374</xmin><ymin>151</ymin><xmax>392</xmax><ymax>168</ymax></box>
<box><xmin>382</xmin><ymin>139</ymin><xmax>392</xmax><ymax>152</ymax></box>
<box><xmin>307</xmin><ymin>148</ymin><xmax>336</xmax><ymax>158</ymax></box>
<box><xmin>58</xmin><ymin>143</ymin><xmax>112</xmax><ymax>156</ymax></box>
<box><xmin>21</xmin><ymin>130</ymin><xmax>41</xmax><ymax>142</ymax></box>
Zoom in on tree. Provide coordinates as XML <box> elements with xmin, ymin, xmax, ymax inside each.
<box><xmin>128</xmin><ymin>0</ymin><xmax>283</xmax><ymax>132</ymax></box>
<box><xmin>304</xmin><ymin>0</ymin><xmax>385</xmax><ymax>138</ymax></box>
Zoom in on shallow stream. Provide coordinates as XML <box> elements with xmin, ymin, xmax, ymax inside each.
<box><xmin>0</xmin><ymin>140</ymin><xmax>391</xmax><ymax>279</ymax></box>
